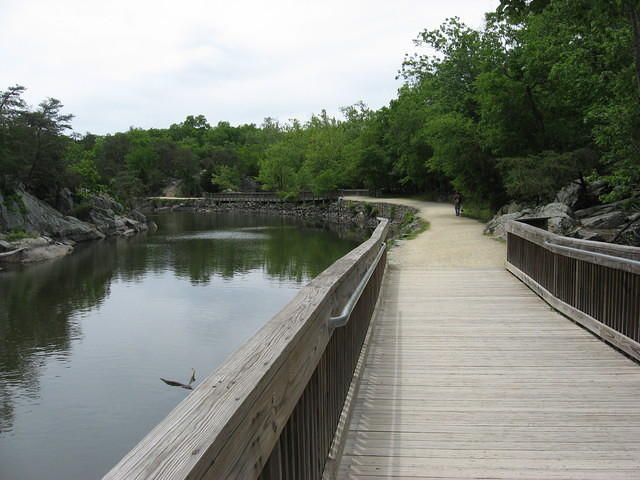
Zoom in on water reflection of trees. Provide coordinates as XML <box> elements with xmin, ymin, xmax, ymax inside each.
<box><xmin>0</xmin><ymin>241</ymin><xmax>118</xmax><ymax>432</ymax></box>
<box><xmin>164</xmin><ymin>226</ymin><xmax>360</xmax><ymax>284</ymax></box>
<box><xmin>154</xmin><ymin>212</ymin><xmax>365</xmax><ymax>284</ymax></box>
<box><xmin>0</xmin><ymin>212</ymin><xmax>365</xmax><ymax>432</ymax></box>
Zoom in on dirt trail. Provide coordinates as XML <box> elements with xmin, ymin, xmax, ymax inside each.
<box><xmin>346</xmin><ymin>197</ymin><xmax>505</xmax><ymax>268</ymax></box>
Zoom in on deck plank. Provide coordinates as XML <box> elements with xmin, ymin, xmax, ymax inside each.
<box><xmin>336</xmin><ymin>265</ymin><xmax>640</xmax><ymax>479</ymax></box>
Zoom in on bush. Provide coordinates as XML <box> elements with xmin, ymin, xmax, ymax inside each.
<box><xmin>497</xmin><ymin>149</ymin><xmax>598</xmax><ymax>204</ymax></box>
<box><xmin>460</xmin><ymin>200</ymin><xmax>494</xmax><ymax>223</ymax></box>
<box><xmin>363</xmin><ymin>203</ymin><xmax>379</xmax><ymax>217</ymax></box>
<box><xmin>6</xmin><ymin>229</ymin><xmax>34</xmax><ymax>241</ymax></box>
<box><xmin>401</xmin><ymin>212</ymin><xmax>415</xmax><ymax>226</ymax></box>
<box><xmin>5</xmin><ymin>193</ymin><xmax>27</xmax><ymax>215</ymax></box>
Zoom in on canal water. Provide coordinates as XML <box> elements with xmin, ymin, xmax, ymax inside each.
<box><xmin>0</xmin><ymin>212</ymin><xmax>364</xmax><ymax>480</ymax></box>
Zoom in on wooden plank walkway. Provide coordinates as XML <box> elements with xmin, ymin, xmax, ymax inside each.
<box><xmin>337</xmin><ymin>200</ymin><xmax>640</xmax><ymax>479</ymax></box>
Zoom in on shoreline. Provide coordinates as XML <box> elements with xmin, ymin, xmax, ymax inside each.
<box><xmin>141</xmin><ymin>196</ymin><xmax>422</xmax><ymax>240</ymax></box>
<box><xmin>1</xmin><ymin>197</ymin><xmax>422</xmax><ymax>266</ymax></box>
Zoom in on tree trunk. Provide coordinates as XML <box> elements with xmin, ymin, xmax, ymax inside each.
<box><xmin>525</xmin><ymin>85</ymin><xmax>546</xmax><ymax>148</ymax></box>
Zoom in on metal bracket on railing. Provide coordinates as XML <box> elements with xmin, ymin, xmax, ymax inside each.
<box><xmin>543</xmin><ymin>241</ymin><xmax>640</xmax><ymax>267</ymax></box>
<box><xmin>327</xmin><ymin>242</ymin><xmax>387</xmax><ymax>329</ymax></box>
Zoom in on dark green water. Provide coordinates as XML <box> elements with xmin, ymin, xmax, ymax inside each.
<box><xmin>0</xmin><ymin>212</ymin><xmax>363</xmax><ymax>480</ymax></box>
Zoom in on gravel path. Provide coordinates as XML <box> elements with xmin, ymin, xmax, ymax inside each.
<box><xmin>346</xmin><ymin>197</ymin><xmax>505</xmax><ymax>268</ymax></box>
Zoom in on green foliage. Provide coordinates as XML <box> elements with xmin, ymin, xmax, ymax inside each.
<box><xmin>402</xmin><ymin>219</ymin><xmax>430</xmax><ymax>240</ymax></box>
<box><xmin>363</xmin><ymin>203</ymin><xmax>379</xmax><ymax>217</ymax></box>
<box><xmin>0</xmin><ymin>85</ymin><xmax>27</xmax><ymax>190</ymax></box>
<box><xmin>498</xmin><ymin>149</ymin><xmax>599</xmax><ymax>203</ymax></box>
<box><xmin>4</xmin><ymin>192</ymin><xmax>27</xmax><ymax>214</ymax></box>
<box><xmin>2</xmin><ymin>0</ymin><xmax>637</xmax><ymax>212</ymax></box>
<box><xmin>258</xmin><ymin>136</ymin><xmax>304</xmax><ymax>195</ymax></box>
<box><xmin>401</xmin><ymin>212</ymin><xmax>415</xmax><ymax>226</ymax></box>
<box><xmin>212</xmin><ymin>165</ymin><xmax>241</xmax><ymax>191</ymax></box>
<box><xmin>422</xmin><ymin>113</ymin><xmax>504</xmax><ymax>208</ymax></box>
<box><xmin>5</xmin><ymin>229</ymin><xmax>34</xmax><ymax>241</ymax></box>
<box><xmin>0</xmin><ymin>87</ymin><xmax>73</xmax><ymax>202</ymax></box>
<box><xmin>65</xmin><ymin>142</ymin><xmax>104</xmax><ymax>194</ymax></box>
<box><xmin>396</xmin><ymin>2</ymin><xmax>639</xmax><ymax>209</ymax></box>
<box><xmin>460</xmin><ymin>201</ymin><xmax>494</xmax><ymax>223</ymax></box>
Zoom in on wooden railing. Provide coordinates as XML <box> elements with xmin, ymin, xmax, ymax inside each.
<box><xmin>203</xmin><ymin>192</ymin><xmax>339</xmax><ymax>202</ymax></box>
<box><xmin>149</xmin><ymin>190</ymin><xmax>369</xmax><ymax>203</ymax></box>
<box><xmin>103</xmin><ymin>219</ymin><xmax>389</xmax><ymax>480</ymax></box>
<box><xmin>337</xmin><ymin>189</ymin><xmax>370</xmax><ymax>197</ymax></box>
<box><xmin>506</xmin><ymin>220</ymin><xmax>640</xmax><ymax>361</ymax></box>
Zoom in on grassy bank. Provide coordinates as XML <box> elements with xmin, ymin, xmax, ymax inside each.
<box><xmin>460</xmin><ymin>201</ymin><xmax>494</xmax><ymax>223</ymax></box>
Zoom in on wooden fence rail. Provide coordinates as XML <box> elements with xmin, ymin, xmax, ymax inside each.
<box><xmin>103</xmin><ymin>218</ymin><xmax>389</xmax><ymax>480</ymax></box>
<box><xmin>149</xmin><ymin>190</ymin><xmax>372</xmax><ymax>203</ymax></box>
<box><xmin>336</xmin><ymin>189</ymin><xmax>370</xmax><ymax>197</ymax></box>
<box><xmin>506</xmin><ymin>221</ymin><xmax>640</xmax><ymax>360</ymax></box>
<box><xmin>203</xmin><ymin>192</ymin><xmax>340</xmax><ymax>202</ymax></box>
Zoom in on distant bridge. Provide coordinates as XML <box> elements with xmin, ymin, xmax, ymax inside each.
<box><xmin>148</xmin><ymin>189</ymin><xmax>371</xmax><ymax>204</ymax></box>
<box><xmin>104</xmin><ymin>200</ymin><xmax>640</xmax><ymax>480</ymax></box>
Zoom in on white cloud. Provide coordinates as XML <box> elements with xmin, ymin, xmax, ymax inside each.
<box><xmin>0</xmin><ymin>0</ymin><xmax>499</xmax><ymax>134</ymax></box>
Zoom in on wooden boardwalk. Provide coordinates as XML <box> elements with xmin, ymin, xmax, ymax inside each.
<box><xmin>337</xmin><ymin>201</ymin><xmax>640</xmax><ymax>479</ymax></box>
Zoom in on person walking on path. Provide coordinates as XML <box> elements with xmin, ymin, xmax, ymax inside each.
<box><xmin>452</xmin><ymin>192</ymin><xmax>463</xmax><ymax>216</ymax></box>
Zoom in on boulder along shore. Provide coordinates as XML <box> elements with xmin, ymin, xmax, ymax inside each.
<box><xmin>484</xmin><ymin>180</ymin><xmax>640</xmax><ymax>247</ymax></box>
<box><xmin>0</xmin><ymin>188</ymin><xmax>150</xmax><ymax>265</ymax></box>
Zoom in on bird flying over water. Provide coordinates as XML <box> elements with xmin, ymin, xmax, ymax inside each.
<box><xmin>161</xmin><ymin>368</ymin><xmax>196</xmax><ymax>390</ymax></box>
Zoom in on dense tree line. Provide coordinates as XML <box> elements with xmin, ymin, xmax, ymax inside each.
<box><xmin>1</xmin><ymin>0</ymin><xmax>638</xmax><ymax>213</ymax></box>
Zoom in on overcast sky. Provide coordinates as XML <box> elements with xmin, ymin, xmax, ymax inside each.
<box><xmin>1</xmin><ymin>0</ymin><xmax>499</xmax><ymax>135</ymax></box>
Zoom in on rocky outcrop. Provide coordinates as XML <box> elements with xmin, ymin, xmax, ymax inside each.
<box><xmin>553</xmin><ymin>180</ymin><xmax>608</xmax><ymax>211</ymax></box>
<box><xmin>483</xmin><ymin>212</ymin><xmax>525</xmax><ymax>240</ymax></box>
<box><xmin>86</xmin><ymin>194</ymin><xmax>148</xmax><ymax>237</ymax></box>
<box><xmin>0</xmin><ymin>188</ymin><xmax>150</xmax><ymax>264</ymax></box>
<box><xmin>57</xmin><ymin>187</ymin><xmax>75</xmax><ymax>215</ymax></box>
<box><xmin>0</xmin><ymin>189</ymin><xmax>104</xmax><ymax>242</ymax></box>
<box><xmin>538</xmin><ymin>203</ymin><xmax>580</xmax><ymax>233</ymax></box>
<box><xmin>485</xmin><ymin>181</ymin><xmax>639</xmax><ymax>246</ymax></box>
<box><xmin>579</xmin><ymin>210</ymin><xmax>627</xmax><ymax>230</ymax></box>
<box><xmin>161</xmin><ymin>180</ymin><xmax>184</xmax><ymax>197</ymax></box>
<box><xmin>0</xmin><ymin>236</ymin><xmax>74</xmax><ymax>263</ymax></box>
<box><xmin>485</xmin><ymin>202</ymin><xmax>578</xmax><ymax>239</ymax></box>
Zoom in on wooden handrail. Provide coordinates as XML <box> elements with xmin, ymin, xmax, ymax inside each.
<box><xmin>506</xmin><ymin>220</ymin><xmax>640</xmax><ymax>361</ymax></box>
<box><xmin>543</xmin><ymin>241</ymin><xmax>640</xmax><ymax>272</ymax></box>
<box><xmin>337</xmin><ymin>189</ymin><xmax>369</xmax><ymax>197</ymax></box>
<box><xmin>203</xmin><ymin>192</ymin><xmax>340</xmax><ymax>202</ymax></box>
<box><xmin>507</xmin><ymin>219</ymin><xmax>640</xmax><ymax>264</ymax></box>
<box><xmin>328</xmin><ymin>242</ymin><xmax>387</xmax><ymax>328</ymax></box>
<box><xmin>103</xmin><ymin>218</ymin><xmax>389</xmax><ymax>480</ymax></box>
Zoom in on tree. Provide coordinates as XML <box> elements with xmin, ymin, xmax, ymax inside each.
<box><xmin>423</xmin><ymin>112</ymin><xmax>504</xmax><ymax>207</ymax></box>
<box><xmin>212</xmin><ymin>165</ymin><xmax>241</xmax><ymax>191</ymax></box>
<box><xmin>0</xmin><ymin>85</ymin><xmax>28</xmax><ymax>190</ymax></box>
<box><xmin>258</xmin><ymin>136</ymin><xmax>304</xmax><ymax>195</ymax></box>
<box><xmin>498</xmin><ymin>149</ymin><xmax>599</xmax><ymax>203</ymax></box>
<box><xmin>65</xmin><ymin>141</ymin><xmax>103</xmax><ymax>195</ymax></box>
<box><xmin>14</xmin><ymin>98</ymin><xmax>73</xmax><ymax>201</ymax></box>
